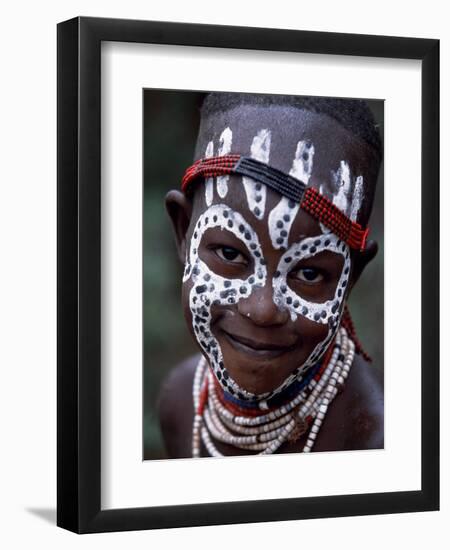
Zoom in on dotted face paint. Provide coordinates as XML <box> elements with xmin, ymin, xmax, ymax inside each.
<box><xmin>268</xmin><ymin>197</ymin><xmax>300</xmax><ymax>250</ymax></box>
<box><xmin>273</xmin><ymin>233</ymin><xmax>350</xmax><ymax>326</ymax></box>
<box><xmin>188</xmin><ymin>132</ymin><xmax>358</xmax><ymax>402</ymax></box>
<box><xmin>290</xmin><ymin>139</ymin><xmax>315</xmax><ymax>182</ymax></box>
<box><xmin>242</xmin><ymin>129</ymin><xmax>271</xmax><ymax>220</ymax></box>
<box><xmin>184</xmin><ymin>203</ymin><xmax>351</xmax><ymax>403</ymax></box>
<box><xmin>184</xmin><ymin>204</ymin><xmax>268</xmax><ymax>401</ymax></box>
<box><xmin>327</xmin><ymin>160</ymin><xmax>364</xmax><ymax>223</ymax></box>
<box><xmin>259</xmin><ymin>234</ymin><xmax>351</xmax><ymax>397</ymax></box>
<box><xmin>216</xmin><ymin>127</ymin><xmax>233</xmax><ymax>198</ymax></box>
<box><xmin>268</xmin><ymin>140</ymin><xmax>314</xmax><ymax>249</ymax></box>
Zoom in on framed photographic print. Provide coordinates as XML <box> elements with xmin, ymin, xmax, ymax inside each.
<box><xmin>57</xmin><ymin>16</ymin><xmax>439</xmax><ymax>533</ymax></box>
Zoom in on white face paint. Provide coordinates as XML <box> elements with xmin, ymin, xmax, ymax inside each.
<box><xmin>290</xmin><ymin>140</ymin><xmax>315</xmax><ymax>182</ymax></box>
<box><xmin>268</xmin><ymin>140</ymin><xmax>314</xmax><ymax>249</ymax></box>
<box><xmin>272</xmin><ymin>234</ymin><xmax>350</xmax><ymax>326</ymax></box>
<box><xmin>242</xmin><ymin>129</ymin><xmax>271</xmax><ymax>220</ymax></box>
<box><xmin>184</xmin><ymin>201</ymin><xmax>351</xmax><ymax>402</ymax></box>
<box><xmin>184</xmin><ymin>204</ymin><xmax>268</xmax><ymax>401</ymax></box>
<box><xmin>216</xmin><ymin>127</ymin><xmax>232</xmax><ymax>199</ymax></box>
<box><xmin>350</xmin><ymin>175</ymin><xmax>364</xmax><ymax>222</ymax></box>
<box><xmin>204</xmin><ymin>141</ymin><xmax>214</xmax><ymax>207</ymax></box>
<box><xmin>332</xmin><ymin>160</ymin><xmax>352</xmax><ymax>213</ymax></box>
<box><xmin>188</xmin><ymin>134</ymin><xmax>361</xmax><ymax>401</ymax></box>
<box><xmin>330</xmin><ymin>161</ymin><xmax>364</xmax><ymax>223</ymax></box>
<box><xmin>268</xmin><ymin>197</ymin><xmax>299</xmax><ymax>249</ymax></box>
<box><xmin>268</xmin><ymin>233</ymin><xmax>351</xmax><ymax>392</ymax></box>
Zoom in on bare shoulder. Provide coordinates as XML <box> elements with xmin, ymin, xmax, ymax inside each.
<box><xmin>314</xmin><ymin>354</ymin><xmax>384</xmax><ymax>452</ymax></box>
<box><xmin>343</xmin><ymin>354</ymin><xmax>384</xmax><ymax>447</ymax></box>
<box><xmin>156</xmin><ymin>354</ymin><xmax>201</xmax><ymax>458</ymax></box>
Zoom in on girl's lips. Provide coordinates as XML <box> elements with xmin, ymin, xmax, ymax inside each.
<box><xmin>222</xmin><ymin>330</ymin><xmax>296</xmax><ymax>359</ymax></box>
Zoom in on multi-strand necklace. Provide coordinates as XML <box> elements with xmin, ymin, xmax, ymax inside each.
<box><xmin>192</xmin><ymin>326</ymin><xmax>355</xmax><ymax>457</ymax></box>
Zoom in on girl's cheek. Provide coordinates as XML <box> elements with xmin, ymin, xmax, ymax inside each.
<box><xmin>292</xmin><ymin>314</ymin><xmax>329</xmax><ymax>344</ymax></box>
<box><xmin>182</xmin><ymin>280</ymin><xmax>194</xmax><ymax>324</ymax></box>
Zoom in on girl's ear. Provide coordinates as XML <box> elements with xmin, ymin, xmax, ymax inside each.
<box><xmin>349</xmin><ymin>239</ymin><xmax>378</xmax><ymax>290</ymax></box>
<box><xmin>165</xmin><ymin>190</ymin><xmax>193</xmax><ymax>264</ymax></box>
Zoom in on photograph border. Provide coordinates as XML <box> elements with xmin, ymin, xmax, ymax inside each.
<box><xmin>57</xmin><ymin>16</ymin><xmax>439</xmax><ymax>533</ymax></box>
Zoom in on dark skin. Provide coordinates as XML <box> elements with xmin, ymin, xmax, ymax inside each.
<box><xmin>158</xmin><ymin>352</ymin><xmax>383</xmax><ymax>458</ymax></box>
<box><xmin>158</xmin><ymin>107</ymin><xmax>384</xmax><ymax>457</ymax></box>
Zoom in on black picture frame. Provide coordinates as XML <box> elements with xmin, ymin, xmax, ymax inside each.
<box><xmin>57</xmin><ymin>16</ymin><xmax>439</xmax><ymax>533</ymax></box>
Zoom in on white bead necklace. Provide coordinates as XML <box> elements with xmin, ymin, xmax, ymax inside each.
<box><xmin>192</xmin><ymin>327</ymin><xmax>355</xmax><ymax>457</ymax></box>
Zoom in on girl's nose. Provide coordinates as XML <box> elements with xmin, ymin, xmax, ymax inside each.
<box><xmin>237</xmin><ymin>279</ymin><xmax>290</xmax><ymax>327</ymax></box>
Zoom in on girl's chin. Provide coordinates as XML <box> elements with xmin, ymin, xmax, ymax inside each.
<box><xmin>219</xmin><ymin>350</ymin><xmax>305</xmax><ymax>397</ymax></box>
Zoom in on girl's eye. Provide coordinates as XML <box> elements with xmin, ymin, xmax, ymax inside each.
<box><xmin>294</xmin><ymin>267</ymin><xmax>324</xmax><ymax>283</ymax></box>
<box><xmin>214</xmin><ymin>246</ymin><xmax>247</xmax><ymax>265</ymax></box>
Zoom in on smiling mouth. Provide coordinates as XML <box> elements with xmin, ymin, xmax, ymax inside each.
<box><xmin>222</xmin><ymin>330</ymin><xmax>295</xmax><ymax>359</ymax></box>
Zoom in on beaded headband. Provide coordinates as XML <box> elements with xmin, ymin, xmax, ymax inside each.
<box><xmin>181</xmin><ymin>154</ymin><xmax>369</xmax><ymax>251</ymax></box>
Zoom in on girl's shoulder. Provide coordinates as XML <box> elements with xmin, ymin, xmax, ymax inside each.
<box><xmin>157</xmin><ymin>352</ymin><xmax>384</xmax><ymax>457</ymax></box>
<box><xmin>157</xmin><ymin>354</ymin><xmax>201</xmax><ymax>458</ymax></box>
<box><xmin>314</xmin><ymin>353</ymin><xmax>384</xmax><ymax>452</ymax></box>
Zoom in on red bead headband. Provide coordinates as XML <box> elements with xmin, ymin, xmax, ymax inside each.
<box><xmin>181</xmin><ymin>154</ymin><xmax>370</xmax><ymax>251</ymax></box>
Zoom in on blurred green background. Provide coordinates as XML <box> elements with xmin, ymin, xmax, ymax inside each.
<box><xmin>143</xmin><ymin>90</ymin><xmax>384</xmax><ymax>460</ymax></box>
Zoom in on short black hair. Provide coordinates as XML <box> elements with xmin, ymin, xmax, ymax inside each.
<box><xmin>201</xmin><ymin>92</ymin><xmax>382</xmax><ymax>163</ymax></box>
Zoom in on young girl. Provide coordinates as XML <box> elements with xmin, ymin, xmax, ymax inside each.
<box><xmin>158</xmin><ymin>93</ymin><xmax>384</xmax><ymax>458</ymax></box>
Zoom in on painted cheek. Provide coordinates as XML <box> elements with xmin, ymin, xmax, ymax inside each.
<box><xmin>184</xmin><ymin>204</ymin><xmax>270</xmax><ymax>401</ymax></box>
<box><xmin>272</xmin><ymin>233</ymin><xmax>351</xmax><ymax>371</ymax></box>
<box><xmin>267</xmin><ymin>140</ymin><xmax>315</xmax><ymax>250</ymax></box>
<box><xmin>273</xmin><ymin>234</ymin><xmax>350</xmax><ymax>323</ymax></box>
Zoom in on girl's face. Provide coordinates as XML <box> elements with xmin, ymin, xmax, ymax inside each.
<box><xmin>169</xmin><ymin>108</ymin><xmax>378</xmax><ymax>402</ymax></box>
<box><xmin>181</xmin><ymin>180</ymin><xmax>352</xmax><ymax>401</ymax></box>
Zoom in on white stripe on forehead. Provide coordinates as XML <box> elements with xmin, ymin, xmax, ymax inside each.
<box><xmin>350</xmin><ymin>175</ymin><xmax>364</xmax><ymax>222</ymax></box>
<box><xmin>216</xmin><ymin>127</ymin><xmax>232</xmax><ymax>199</ymax></box>
<box><xmin>290</xmin><ymin>140</ymin><xmax>315</xmax><ymax>182</ymax></box>
<box><xmin>268</xmin><ymin>140</ymin><xmax>314</xmax><ymax>249</ymax></box>
<box><xmin>327</xmin><ymin>160</ymin><xmax>365</xmax><ymax>223</ymax></box>
<box><xmin>242</xmin><ymin>129</ymin><xmax>271</xmax><ymax>220</ymax></box>
<box><xmin>204</xmin><ymin>141</ymin><xmax>214</xmax><ymax>206</ymax></box>
<box><xmin>332</xmin><ymin>160</ymin><xmax>351</xmax><ymax>214</ymax></box>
